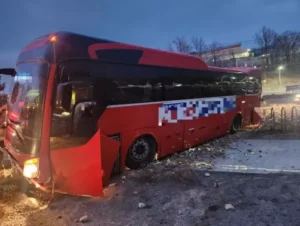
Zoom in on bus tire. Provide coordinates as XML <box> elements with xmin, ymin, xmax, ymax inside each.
<box><xmin>230</xmin><ymin>114</ymin><xmax>242</xmax><ymax>134</ymax></box>
<box><xmin>125</xmin><ymin>136</ymin><xmax>156</xmax><ymax>170</ymax></box>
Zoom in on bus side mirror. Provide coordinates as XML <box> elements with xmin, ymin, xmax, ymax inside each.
<box><xmin>56</xmin><ymin>83</ymin><xmax>73</xmax><ymax>112</ymax></box>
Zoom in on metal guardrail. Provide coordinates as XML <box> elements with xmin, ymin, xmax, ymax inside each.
<box><xmin>255</xmin><ymin>105</ymin><xmax>300</xmax><ymax>132</ymax></box>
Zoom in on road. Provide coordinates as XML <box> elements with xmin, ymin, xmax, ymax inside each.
<box><xmin>262</xmin><ymin>93</ymin><xmax>297</xmax><ymax>105</ymax></box>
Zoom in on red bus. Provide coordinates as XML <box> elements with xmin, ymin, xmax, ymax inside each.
<box><xmin>0</xmin><ymin>32</ymin><xmax>262</xmax><ymax>197</ymax></box>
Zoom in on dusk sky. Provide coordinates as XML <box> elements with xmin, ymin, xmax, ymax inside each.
<box><xmin>0</xmin><ymin>0</ymin><xmax>299</xmax><ymax>67</ymax></box>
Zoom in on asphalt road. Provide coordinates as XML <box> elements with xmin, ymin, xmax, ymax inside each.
<box><xmin>262</xmin><ymin>93</ymin><xmax>298</xmax><ymax>106</ymax></box>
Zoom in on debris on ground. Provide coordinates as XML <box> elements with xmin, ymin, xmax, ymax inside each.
<box><xmin>138</xmin><ymin>202</ymin><xmax>146</xmax><ymax>209</ymax></box>
<box><xmin>204</xmin><ymin>172</ymin><xmax>211</xmax><ymax>177</ymax></box>
<box><xmin>194</xmin><ymin>161</ymin><xmax>213</xmax><ymax>169</ymax></box>
<box><xmin>79</xmin><ymin>215</ymin><xmax>89</xmax><ymax>223</ymax></box>
<box><xmin>225</xmin><ymin>203</ymin><xmax>235</xmax><ymax>210</ymax></box>
<box><xmin>109</xmin><ymin>183</ymin><xmax>116</xmax><ymax>187</ymax></box>
<box><xmin>214</xmin><ymin>180</ymin><xmax>219</xmax><ymax>188</ymax></box>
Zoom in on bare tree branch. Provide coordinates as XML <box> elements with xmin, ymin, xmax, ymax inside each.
<box><xmin>172</xmin><ymin>37</ymin><xmax>192</xmax><ymax>53</ymax></box>
<box><xmin>276</xmin><ymin>31</ymin><xmax>300</xmax><ymax>64</ymax></box>
<box><xmin>254</xmin><ymin>26</ymin><xmax>277</xmax><ymax>67</ymax></box>
<box><xmin>191</xmin><ymin>37</ymin><xmax>207</xmax><ymax>58</ymax></box>
<box><xmin>167</xmin><ymin>43</ymin><xmax>175</xmax><ymax>52</ymax></box>
<box><xmin>209</xmin><ymin>41</ymin><xmax>221</xmax><ymax>66</ymax></box>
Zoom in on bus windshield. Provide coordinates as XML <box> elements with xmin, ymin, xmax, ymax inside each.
<box><xmin>10</xmin><ymin>61</ymin><xmax>48</xmax><ymax>138</ymax></box>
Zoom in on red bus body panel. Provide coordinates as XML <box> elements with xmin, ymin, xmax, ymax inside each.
<box><xmin>50</xmin><ymin>130</ymin><xmax>103</xmax><ymax>196</ymax></box>
<box><xmin>50</xmin><ymin>130</ymin><xmax>119</xmax><ymax>197</ymax></box>
<box><xmin>88</xmin><ymin>43</ymin><xmax>208</xmax><ymax>70</ymax></box>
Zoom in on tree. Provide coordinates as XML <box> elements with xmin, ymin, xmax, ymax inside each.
<box><xmin>167</xmin><ymin>43</ymin><xmax>175</xmax><ymax>52</ymax></box>
<box><xmin>191</xmin><ymin>37</ymin><xmax>207</xmax><ymax>58</ymax></box>
<box><xmin>254</xmin><ymin>26</ymin><xmax>277</xmax><ymax>68</ymax></box>
<box><xmin>172</xmin><ymin>37</ymin><xmax>192</xmax><ymax>53</ymax></box>
<box><xmin>209</xmin><ymin>41</ymin><xmax>221</xmax><ymax>66</ymax></box>
<box><xmin>276</xmin><ymin>31</ymin><xmax>300</xmax><ymax>65</ymax></box>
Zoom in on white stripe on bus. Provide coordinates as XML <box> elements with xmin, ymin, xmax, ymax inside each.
<box><xmin>106</xmin><ymin>95</ymin><xmax>237</xmax><ymax>108</ymax></box>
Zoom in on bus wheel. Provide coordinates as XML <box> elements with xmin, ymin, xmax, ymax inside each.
<box><xmin>126</xmin><ymin>136</ymin><xmax>156</xmax><ymax>170</ymax></box>
<box><xmin>230</xmin><ymin>115</ymin><xmax>242</xmax><ymax>134</ymax></box>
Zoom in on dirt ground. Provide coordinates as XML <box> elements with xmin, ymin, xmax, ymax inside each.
<box><xmin>1</xmin><ymin>100</ymin><xmax>300</xmax><ymax>226</ymax></box>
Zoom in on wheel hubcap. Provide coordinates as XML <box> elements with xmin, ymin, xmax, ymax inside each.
<box><xmin>131</xmin><ymin>139</ymin><xmax>149</xmax><ymax>161</ymax></box>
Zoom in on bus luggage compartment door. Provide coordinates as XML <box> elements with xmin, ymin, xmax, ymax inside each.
<box><xmin>50</xmin><ymin>130</ymin><xmax>120</xmax><ymax>197</ymax></box>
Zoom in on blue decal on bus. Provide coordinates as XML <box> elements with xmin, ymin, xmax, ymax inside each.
<box><xmin>158</xmin><ymin>96</ymin><xmax>236</xmax><ymax>125</ymax></box>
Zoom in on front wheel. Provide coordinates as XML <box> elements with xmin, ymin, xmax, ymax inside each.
<box><xmin>230</xmin><ymin>115</ymin><xmax>242</xmax><ymax>134</ymax></box>
<box><xmin>125</xmin><ymin>136</ymin><xmax>156</xmax><ymax>170</ymax></box>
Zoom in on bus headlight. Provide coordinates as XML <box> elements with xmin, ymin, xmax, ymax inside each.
<box><xmin>23</xmin><ymin>158</ymin><xmax>39</xmax><ymax>178</ymax></box>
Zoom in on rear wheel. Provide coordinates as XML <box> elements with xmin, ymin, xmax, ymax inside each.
<box><xmin>125</xmin><ymin>136</ymin><xmax>156</xmax><ymax>170</ymax></box>
<box><xmin>230</xmin><ymin>115</ymin><xmax>242</xmax><ymax>134</ymax></box>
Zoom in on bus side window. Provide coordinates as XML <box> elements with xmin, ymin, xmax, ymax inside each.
<box><xmin>150</xmin><ymin>82</ymin><xmax>163</xmax><ymax>102</ymax></box>
<box><xmin>198</xmin><ymin>71</ymin><xmax>219</xmax><ymax>98</ymax></box>
<box><xmin>231</xmin><ymin>74</ymin><xmax>246</xmax><ymax>95</ymax></box>
<box><xmin>107</xmin><ymin>79</ymin><xmax>152</xmax><ymax>105</ymax></box>
<box><xmin>105</xmin><ymin>64</ymin><xmax>157</xmax><ymax>104</ymax></box>
<box><xmin>218</xmin><ymin>74</ymin><xmax>233</xmax><ymax>96</ymax></box>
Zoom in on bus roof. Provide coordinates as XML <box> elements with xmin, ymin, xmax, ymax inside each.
<box><xmin>208</xmin><ymin>66</ymin><xmax>262</xmax><ymax>78</ymax></box>
<box><xmin>18</xmin><ymin>31</ymin><xmax>208</xmax><ymax>70</ymax></box>
<box><xmin>229</xmin><ymin>67</ymin><xmax>262</xmax><ymax>77</ymax></box>
<box><xmin>207</xmin><ymin>66</ymin><xmax>243</xmax><ymax>74</ymax></box>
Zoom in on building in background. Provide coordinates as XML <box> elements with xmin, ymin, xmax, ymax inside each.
<box><xmin>190</xmin><ymin>43</ymin><xmax>264</xmax><ymax>68</ymax></box>
<box><xmin>190</xmin><ymin>41</ymin><xmax>300</xmax><ymax>72</ymax></box>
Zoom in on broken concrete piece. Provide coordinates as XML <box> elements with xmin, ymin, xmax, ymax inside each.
<box><xmin>204</xmin><ymin>173</ymin><xmax>211</xmax><ymax>177</ymax></box>
<box><xmin>225</xmin><ymin>204</ymin><xmax>235</xmax><ymax>210</ymax></box>
<box><xmin>79</xmin><ymin>215</ymin><xmax>89</xmax><ymax>223</ymax></box>
<box><xmin>138</xmin><ymin>202</ymin><xmax>146</xmax><ymax>209</ymax></box>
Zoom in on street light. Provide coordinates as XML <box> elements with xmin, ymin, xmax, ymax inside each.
<box><xmin>278</xmin><ymin>65</ymin><xmax>284</xmax><ymax>86</ymax></box>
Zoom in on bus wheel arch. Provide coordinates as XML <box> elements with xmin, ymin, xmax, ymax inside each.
<box><xmin>125</xmin><ymin>134</ymin><xmax>157</xmax><ymax>170</ymax></box>
<box><xmin>230</xmin><ymin>113</ymin><xmax>242</xmax><ymax>134</ymax></box>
